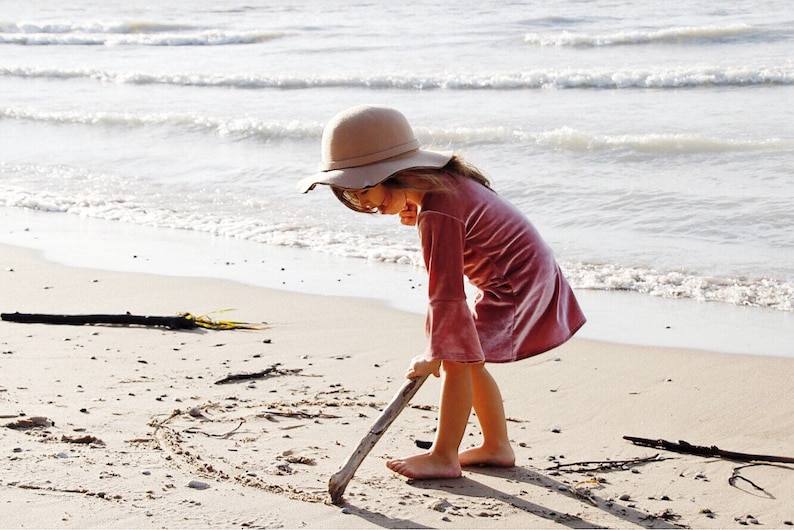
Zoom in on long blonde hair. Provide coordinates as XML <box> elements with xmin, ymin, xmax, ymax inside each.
<box><xmin>332</xmin><ymin>155</ymin><xmax>492</xmax><ymax>213</ymax></box>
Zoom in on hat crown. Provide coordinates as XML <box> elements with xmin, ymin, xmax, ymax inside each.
<box><xmin>320</xmin><ymin>105</ymin><xmax>420</xmax><ymax>171</ymax></box>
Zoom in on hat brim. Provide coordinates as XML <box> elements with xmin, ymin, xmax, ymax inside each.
<box><xmin>297</xmin><ymin>148</ymin><xmax>453</xmax><ymax>193</ymax></box>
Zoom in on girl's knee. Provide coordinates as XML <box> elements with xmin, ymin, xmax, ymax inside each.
<box><xmin>441</xmin><ymin>360</ymin><xmax>484</xmax><ymax>375</ymax></box>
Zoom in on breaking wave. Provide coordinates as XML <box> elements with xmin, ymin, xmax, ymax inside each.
<box><xmin>3</xmin><ymin>65</ymin><xmax>792</xmax><ymax>89</ymax></box>
<box><xmin>3</xmin><ymin>107</ymin><xmax>790</xmax><ymax>156</ymax></box>
<box><xmin>0</xmin><ymin>21</ymin><xmax>287</xmax><ymax>46</ymax></box>
<box><xmin>0</xmin><ymin>173</ymin><xmax>791</xmax><ymax>313</ymax></box>
<box><xmin>523</xmin><ymin>24</ymin><xmax>781</xmax><ymax>47</ymax></box>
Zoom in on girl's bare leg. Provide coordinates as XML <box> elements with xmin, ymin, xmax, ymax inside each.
<box><xmin>458</xmin><ymin>363</ymin><xmax>515</xmax><ymax>468</ymax></box>
<box><xmin>385</xmin><ymin>360</ymin><xmax>472</xmax><ymax>479</ymax></box>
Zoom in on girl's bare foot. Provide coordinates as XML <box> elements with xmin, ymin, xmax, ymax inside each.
<box><xmin>386</xmin><ymin>452</ymin><xmax>462</xmax><ymax>479</ymax></box>
<box><xmin>459</xmin><ymin>444</ymin><xmax>515</xmax><ymax>468</ymax></box>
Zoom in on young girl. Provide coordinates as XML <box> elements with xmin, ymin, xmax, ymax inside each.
<box><xmin>298</xmin><ymin>104</ymin><xmax>585</xmax><ymax>480</ymax></box>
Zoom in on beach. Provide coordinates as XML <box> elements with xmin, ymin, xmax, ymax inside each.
<box><xmin>2</xmin><ymin>242</ymin><xmax>792</xmax><ymax>529</ymax></box>
<box><xmin>1</xmin><ymin>3</ymin><xmax>792</xmax><ymax>525</ymax></box>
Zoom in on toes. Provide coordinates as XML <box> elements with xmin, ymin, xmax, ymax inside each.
<box><xmin>386</xmin><ymin>459</ymin><xmax>407</xmax><ymax>474</ymax></box>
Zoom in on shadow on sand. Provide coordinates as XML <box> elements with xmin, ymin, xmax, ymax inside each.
<box><xmin>342</xmin><ymin>464</ymin><xmax>686</xmax><ymax>529</ymax></box>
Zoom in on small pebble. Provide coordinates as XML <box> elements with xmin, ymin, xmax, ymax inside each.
<box><xmin>619</xmin><ymin>493</ymin><xmax>631</xmax><ymax>501</ymax></box>
<box><xmin>551</xmin><ymin>426</ymin><xmax>561</xmax><ymax>433</ymax></box>
<box><xmin>187</xmin><ymin>479</ymin><xmax>210</xmax><ymax>490</ymax></box>
<box><xmin>13</xmin><ymin>447</ymin><xmax>22</xmax><ymax>453</ymax></box>
<box><xmin>340</xmin><ymin>507</ymin><xmax>352</xmax><ymax>514</ymax></box>
<box><xmin>430</xmin><ymin>499</ymin><xmax>452</xmax><ymax>512</ymax></box>
<box><xmin>56</xmin><ymin>452</ymin><xmax>69</xmax><ymax>459</ymax></box>
<box><xmin>141</xmin><ymin>470</ymin><xmax>151</xmax><ymax>476</ymax></box>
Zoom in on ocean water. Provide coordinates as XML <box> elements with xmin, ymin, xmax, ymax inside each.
<box><xmin>1</xmin><ymin>0</ymin><xmax>793</xmax><ymax>318</ymax></box>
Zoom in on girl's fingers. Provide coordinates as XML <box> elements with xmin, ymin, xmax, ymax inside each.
<box><xmin>400</xmin><ymin>201</ymin><xmax>418</xmax><ymax>226</ymax></box>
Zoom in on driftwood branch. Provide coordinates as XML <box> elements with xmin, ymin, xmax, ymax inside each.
<box><xmin>547</xmin><ymin>454</ymin><xmax>665</xmax><ymax>473</ymax></box>
<box><xmin>328</xmin><ymin>375</ymin><xmax>428</xmax><ymax>504</ymax></box>
<box><xmin>214</xmin><ymin>364</ymin><xmax>302</xmax><ymax>385</ymax></box>
<box><xmin>2</xmin><ymin>312</ymin><xmax>197</xmax><ymax>329</ymax></box>
<box><xmin>258</xmin><ymin>410</ymin><xmax>341</xmax><ymax>420</ymax></box>
<box><xmin>1</xmin><ymin>311</ymin><xmax>265</xmax><ymax>330</ymax></box>
<box><xmin>624</xmin><ymin>436</ymin><xmax>794</xmax><ymax>464</ymax></box>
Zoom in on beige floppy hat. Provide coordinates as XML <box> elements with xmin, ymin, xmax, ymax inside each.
<box><xmin>296</xmin><ymin>104</ymin><xmax>452</xmax><ymax>193</ymax></box>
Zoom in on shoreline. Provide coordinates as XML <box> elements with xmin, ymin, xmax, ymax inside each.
<box><xmin>1</xmin><ymin>206</ymin><xmax>792</xmax><ymax>359</ymax></box>
<box><xmin>1</xmin><ymin>237</ymin><xmax>793</xmax><ymax>528</ymax></box>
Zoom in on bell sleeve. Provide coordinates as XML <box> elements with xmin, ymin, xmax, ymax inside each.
<box><xmin>417</xmin><ymin>211</ymin><xmax>485</xmax><ymax>363</ymax></box>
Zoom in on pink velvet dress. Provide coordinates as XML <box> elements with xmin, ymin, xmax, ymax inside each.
<box><xmin>417</xmin><ymin>177</ymin><xmax>586</xmax><ymax>363</ymax></box>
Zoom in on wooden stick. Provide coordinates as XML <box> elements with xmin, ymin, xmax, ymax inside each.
<box><xmin>1</xmin><ymin>312</ymin><xmax>196</xmax><ymax>330</ymax></box>
<box><xmin>1</xmin><ymin>311</ymin><xmax>263</xmax><ymax>330</ymax></box>
<box><xmin>547</xmin><ymin>453</ymin><xmax>664</xmax><ymax>473</ymax></box>
<box><xmin>623</xmin><ymin>436</ymin><xmax>794</xmax><ymax>464</ymax></box>
<box><xmin>328</xmin><ymin>375</ymin><xmax>428</xmax><ymax>504</ymax></box>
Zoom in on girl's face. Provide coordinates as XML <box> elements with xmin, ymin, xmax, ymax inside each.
<box><xmin>346</xmin><ymin>184</ymin><xmax>405</xmax><ymax>215</ymax></box>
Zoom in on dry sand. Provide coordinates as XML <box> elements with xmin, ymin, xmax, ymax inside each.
<box><xmin>1</xmin><ymin>243</ymin><xmax>792</xmax><ymax>529</ymax></box>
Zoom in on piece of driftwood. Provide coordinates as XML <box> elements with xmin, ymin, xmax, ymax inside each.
<box><xmin>258</xmin><ymin>410</ymin><xmax>341</xmax><ymax>420</ymax></box>
<box><xmin>1</xmin><ymin>311</ymin><xmax>265</xmax><ymax>330</ymax></box>
<box><xmin>214</xmin><ymin>364</ymin><xmax>301</xmax><ymax>385</ymax></box>
<box><xmin>547</xmin><ymin>454</ymin><xmax>664</xmax><ymax>473</ymax></box>
<box><xmin>2</xmin><ymin>312</ymin><xmax>197</xmax><ymax>329</ymax></box>
<box><xmin>623</xmin><ymin>436</ymin><xmax>794</xmax><ymax>464</ymax></box>
<box><xmin>328</xmin><ymin>375</ymin><xmax>428</xmax><ymax>505</ymax></box>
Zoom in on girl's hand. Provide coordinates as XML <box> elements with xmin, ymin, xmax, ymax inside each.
<box><xmin>399</xmin><ymin>200</ymin><xmax>418</xmax><ymax>226</ymax></box>
<box><xmin>406</xmin><ymin>355</ymin><xmax>441</xmax><ymax>379</ymax></box>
